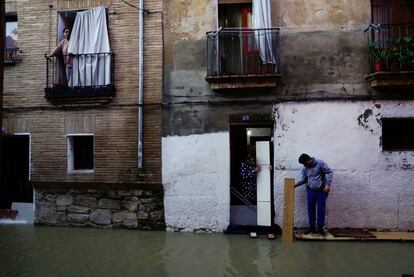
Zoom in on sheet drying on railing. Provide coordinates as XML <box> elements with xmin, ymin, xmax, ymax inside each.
<box><xmin>68</xmin><ymin>6</ymin><xmax>111</xmax><ymax>87</ymax></box>
<box><xmin>253</xmin><ymin>0</ymin><xmax>277</xmax><ymax>65</ymax></box>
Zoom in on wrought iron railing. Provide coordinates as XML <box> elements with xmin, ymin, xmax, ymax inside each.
<box><xmin>45</xmin><ymin>52</ymin><xmax>114</xmax><ymax>89</ymax></box>
<box><xmin>207</xmin><ymin>27</ymin><xmax>280</xmax><ymax>76</ymax></box>
<box><xmin>366</xmin><ymin>23</ymin><xmax>414</xmax><ymax>73</ymax></box>
<box><xmin>4</xmin><ymin>48</ymin><xmax>22</xmax><ymax>64</ymax></box>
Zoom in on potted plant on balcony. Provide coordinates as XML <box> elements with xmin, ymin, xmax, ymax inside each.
<box><xmin>389</xmin><ymin>36</ymin><xmax>414</xmax><ymax>71</ymax></box>
<box><xmin>369</xmin><ymin>41</ymin><xmax>388</xmax><ymax>72</ymax></box>
<box><xmin>403</xmin><ymin>35</ymin><xmax>414</xmax><ymax>70</ymax></box>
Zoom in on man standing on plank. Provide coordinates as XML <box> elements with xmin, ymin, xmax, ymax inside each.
<box><xmin>295</xmin><ymin>153</ymin><xmax>333</xmax><ymax>236</ymax></box>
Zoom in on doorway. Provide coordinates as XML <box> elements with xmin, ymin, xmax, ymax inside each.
<box><xmin>229</xmin><ymin>124</ymin><xmax>274</xmax><ymax>227</ymax></box>
<box><xmin>0</xmin><ymin>135</ymin><xmax>31</xmax><ymax>209</ymax></box>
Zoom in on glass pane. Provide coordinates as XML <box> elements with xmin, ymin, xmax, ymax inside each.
<box><xmin>6</xmin><ymin>21</ymin><xmax>18</xmax><ymax>48</ymax></box>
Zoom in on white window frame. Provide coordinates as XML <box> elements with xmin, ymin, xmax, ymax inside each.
<box><xmin>66</xmin><ymin>133</ymin><xmax>94</xmax><ymax>174</ymax></box>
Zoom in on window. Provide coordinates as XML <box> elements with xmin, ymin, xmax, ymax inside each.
<box><xmin>371</xmin><ymin>0</ymin><xmax>414</xmax><ymax>25</ymax></box>
<box><xmin>67</xmin><ymin>135</ymin><xmax>94</xmax><ymax>172</ymax></box>
<box><xmin>382</xmin><ymin>118</ymin><xmax>414</xmax><ymax>151</ymax></box>
<box><xmin>5</xmin><ymin>14</ymin><xmax>17</xmax><ymax>48</ymax></box>
<box><xmin>4</xmin><ymin>13</ymin><xmax>20</xmax><ymax>63</ymax></box>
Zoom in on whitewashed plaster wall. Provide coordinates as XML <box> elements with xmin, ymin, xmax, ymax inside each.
<box><xmin>274</xmin><ymin>100</ymin><xmax>414</xmax><ymax>230</ymax></box>
<box><xmin>162</xmin><ymin>133</ymin><xmax>230</xmax><ymax>232</ymax></box>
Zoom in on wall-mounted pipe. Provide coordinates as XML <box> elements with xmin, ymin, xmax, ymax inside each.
<box><xmin>138</xmin><ymin>0</ymin><xmax>144</xmax><ymax>169</ymax></box>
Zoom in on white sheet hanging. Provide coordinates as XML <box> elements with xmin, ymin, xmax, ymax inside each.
<box><xmin>252</xmin><ymin>0</ymin><xmax>276</xmax><ymax>64</ymax></box>
<box><xmin>68</xmin><ymin>6</ymin><xmax>111</xmax><ymax>87</ymax></box>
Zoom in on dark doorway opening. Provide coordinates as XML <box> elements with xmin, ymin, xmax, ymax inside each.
<box><xmin>0</xmin><ymin>135</ymin><xmax>31</xmax><ymax>209</ymax></box>
<box><xmin>229</xmin><ymin>124</ymin><xmax>275</xmax><ymax>228</ymax></box>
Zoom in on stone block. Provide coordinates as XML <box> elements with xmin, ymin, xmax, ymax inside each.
<box><xmin>90</xmin><ymin>209</ymin><xmax>112</xmax><ymax>225</ymax></box>
<box><xmin>144</xmin><ymin>203</ymin><xmax>157</xmax><ymax>212</ymax></box>
<box><xmin>74</xmin><ymin>195</ymin><xmax>97</xmax><ymax>208</ymax></box>
<box><xmin>137</xmin><ymin>211</ymin><xmax>149</xmax><ymax>220</ymax></box>
<box><xmin>398</xmin><ymin>194</ymin><xmax>414</xmax><ymax>230</ymax></box>
<box><xmin>56</xmin><ymin>212</ymin><xmax>68</xmax><ymax>226</ymax></box>
<box><xmin>35</xmin><ymin>191</ymin><xmax>45</xmax><ymax>201</ymax></box>
<box><xmin>121</xmin><ymin>201</ymin><xmax>138</xmax><ymax>212</ymax></box>
<box><xmin>141</xmin><ymin>198</ymin><xmax>158</xmax><ymax>204</ymax></box>
<box><xmin>124</xmin><ymin>196</ymin><xmax>139</xmax><ymax>202</ymax></box>
<box><xmin>68</xmin><ymin>213</ymin><xmax>89</xmax><ymax>223</ymax></box>
<box><xmin>68</xmin><ymin>205</ymin><xmax>91</xmax><ymax>214</ymax></box>
<box><xmin>35</xmin><ymin>202</ymin><xmax>58</xmax><ymax>224</ymax></box>
<box><xmin>138</xmin><ymin>204</ymin><xmax>146</xmax><ymax>212</ymax></box>
<box><xmin>56</xmin><ymin>195</ymin><xmax>74</xmax><ymax>206</ymax></box>
<box><xmin>112</xmin><ymin>212</ymin><xmax>128</xmax><ymax>224</ymax></box>
<box><xmin>118</xmin><ymin>191</ymin><xmax>132</xmax><ymax>197</ymax></box>
<box><xmin>112</xmin><ymin>212</ymin><xmax>138</xmax><ymax>228</ymax></box>
<box><xmin>150</xmin><ymin>211</ymin><xmax>164</xmax><ymax>221</ymax></box>
<box><xmin>56</xmin><ymin>205</ymin><xmax>67</xmax><ymax>212</ymax></box>
<box><xmin>98</xmin><ymin>199</ymin><xmax>121</xmax><ymax>210</ymax></box>
<box><xmin>132</xmin><ymin>190</ymin><xmax>144</xmax><ymax>196</ymax></box>
<box><xmin>45</xmin><ymin>194</ymin><xmax>56</xmax><ymax>203</ymax></box>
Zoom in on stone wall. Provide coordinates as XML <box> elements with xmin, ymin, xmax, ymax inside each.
<box><xmin>35</xmin><ymin>188</ymin><xmax>165</xmax><ymax>230</ymax></box>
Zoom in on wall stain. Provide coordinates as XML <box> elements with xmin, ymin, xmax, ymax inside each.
<box><xmin>357</xmin><ymin>108</ymin><xmax>373</xmax><ymax>128</ymax></box>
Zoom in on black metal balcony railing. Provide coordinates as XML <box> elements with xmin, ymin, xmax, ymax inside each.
<box><xmin>366</xmin><ymin>23</ymin><xmax>414</xmax><ymax>73</ymax></box>
<box><xmin>207</xmin><ymin>28</ymin><xmax>280</xmax><ymax>76</ymax></box>
<box><xmin>45</xmin><ymin>52</ymin><xmax>115</xmax><ymax>100</ymax></box>
<box><xmin>4</xmin><ymin>48</ymin><xmax>22</xmax><ymax>64</ymax></box>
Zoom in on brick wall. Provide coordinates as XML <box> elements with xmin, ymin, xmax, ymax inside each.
<box><xmin>3</xmin><ymin>0</ymin><xmax>163</xmax><ymax>189</ymax></box>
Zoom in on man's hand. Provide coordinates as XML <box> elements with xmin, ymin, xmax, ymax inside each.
<box><xmin>323</xmin><ymin>185</ymin><xmax>331</xmax><ymax>193</ymax></box>
<box><xmin>255</xmin><ymin>165</ymin><xmax>261</xmax><ymax>173</ymax></box>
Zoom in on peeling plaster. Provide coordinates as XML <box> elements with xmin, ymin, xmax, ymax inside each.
<box><xmin>274</xmin><ymin>101</ymin><xmax>414</xmax><ymax>230</ymax></box>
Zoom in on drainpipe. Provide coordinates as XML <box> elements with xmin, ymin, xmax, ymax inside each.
<box><xmin>0</xmin><ymin>0</ymin><xmax>4</xmax><ymax>185</ymax></box>
<box><xmin>138</xmin><ymin>0</ymin><xmax>144</xmax><ymax>169</ymax></box>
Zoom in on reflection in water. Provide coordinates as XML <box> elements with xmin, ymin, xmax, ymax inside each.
<box><xmin>0</xmin><ymin>226</ymin><xmax>414</xmax><ymax>276</ymax></box>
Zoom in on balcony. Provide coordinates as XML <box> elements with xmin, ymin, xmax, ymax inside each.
<box><xmin>206</xmin><ymin>28</ymin><xmax>281</xmax><ymax>91</ymax></box>
<box><xmin>4</xmin><ymin>48</ymin><xmax>22</xmax><ymax>64</ymax></box>
<box><xmin>45</xmin><ymin>52</ymin><xmax>115</xmax><ymax>103</ymax></box>
<box><xmin>365</xmin><ymin>23</ymin><xmax>414</xmax><ymax>90</ymax></box>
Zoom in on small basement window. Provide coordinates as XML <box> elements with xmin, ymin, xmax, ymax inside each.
<box><xmin>382</xmin><ymin>118</ymin><xmax>414</xmax><ymax>151</ymax></box>
<box><xmin>67</xmin><ymin>134</ymin><xmax>94</xmax><ymax>172</ymax></box>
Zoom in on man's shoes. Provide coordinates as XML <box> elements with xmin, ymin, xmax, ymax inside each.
<box><xmin>304</xmin><ymin>227</ymin><xmax>316</xmax><ymax>235</ymax></box>
<box><xmin>319</xmin><ymin>229</ymin><xmax>328</xmax><ymax>237</ymax></box>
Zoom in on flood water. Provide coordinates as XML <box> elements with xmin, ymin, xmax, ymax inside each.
<box><xmin>1</xmin><ymin>226</ymin><xmax>413</xmax><ymax>276</ymax></box>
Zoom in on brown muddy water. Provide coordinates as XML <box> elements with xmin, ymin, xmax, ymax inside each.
<box><xmin>0</xmin><ymin>226</ymin><xmax>413</xmax><ymax>276</ymax></box>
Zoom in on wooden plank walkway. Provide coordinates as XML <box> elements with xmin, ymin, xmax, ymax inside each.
<box><xmin>295</xmin><ymin>231</ymin><xmax>414</xmax><ymax>241</ymax></box>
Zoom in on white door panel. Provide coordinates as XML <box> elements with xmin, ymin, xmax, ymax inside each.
<box><xmin>256</xmin><ymin>141</ymin><xmax>270</xmax><ymax>165</ymax></box>
<box><xmin>256</xmin><ymin>140</ymin><xmax>272</xmax><ymax>227</ymax></box>
<box><xmin>257</xmin><ymin>167</ymin><xmax>271</xmax><ymax>202</ymax></box>
<box><xmin>257</xmin><ymin>201</ymin><xmax>271</xmax><ymax>226</ymax></box>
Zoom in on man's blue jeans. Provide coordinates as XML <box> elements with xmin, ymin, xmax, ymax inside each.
<box><xmin>307</xmin><ymin>189</ymin><xmax>328</xmax><ymax>229</ymax></box>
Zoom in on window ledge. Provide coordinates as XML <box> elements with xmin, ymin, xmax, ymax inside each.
<box><xmin>205</xmin><ymin>74</ymin><xmax>282</xmax><ymax>91</ymax></box>
<box><xmin>68</xmin><ymin>170</ymin><xmax>94</xmax><ymax>174</ymax></box>
<box><xmin>366</xmin><ymin>71</ymin><xmax>414</xmax><ymax>89</ymax></box>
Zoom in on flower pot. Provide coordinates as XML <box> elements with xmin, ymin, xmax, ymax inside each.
<box><xmin>373</xmin><ymin>61</ymin><xmax>383</xmax><ymax>72</ymax></box>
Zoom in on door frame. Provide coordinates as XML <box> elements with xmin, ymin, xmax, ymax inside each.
<box><xmin>229</xmin><ymin>117</ymin><xmax>275</xmax><ymax>228</ymax></box>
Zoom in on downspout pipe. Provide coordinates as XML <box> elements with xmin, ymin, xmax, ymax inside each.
<box><xmin>138</xmin><ymin>0</ymin><xmax>144</xmax><ymax>169</ymax></box>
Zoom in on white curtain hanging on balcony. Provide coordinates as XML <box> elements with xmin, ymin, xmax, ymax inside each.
<box><xmin>253</xmin><ymin>0</ymin><xmax>276</xmax><ymax>64</ymax></box>
<box><xmin>68</xmin><ymin>6</ymin><xmax>111</xmax><ymax>87</ymax></box>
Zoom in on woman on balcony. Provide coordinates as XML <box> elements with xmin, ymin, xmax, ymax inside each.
<box><xmin>48</xmin><ymin>28</ymin><xmax>72</xmax><ymax>86</ymax></box>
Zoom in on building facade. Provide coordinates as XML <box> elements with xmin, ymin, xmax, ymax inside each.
<box><xmin>1</xmin><ymin>0</ymin><xmax>165</xmax><ymax>229</ymax></box>
<box><xmin>162</xmin><ymin>0</ymin><xmax>414</xmax><ymax>232</ymax></box>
